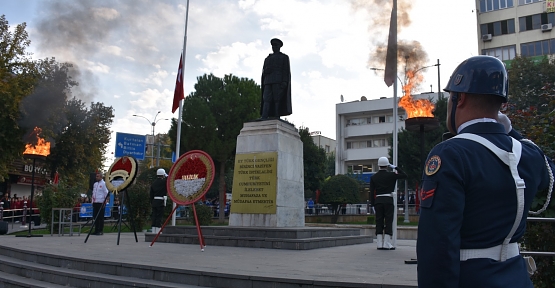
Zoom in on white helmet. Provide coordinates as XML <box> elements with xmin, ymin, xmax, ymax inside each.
<box><xmin>156</xmin><ymin>168</ymin><xmax>166</xmax><ymax>176</ymax></box>
<box><xmin>378</xmin><ymin>157</ymin><xmax>390</xmax><ymax>167</ymax></box>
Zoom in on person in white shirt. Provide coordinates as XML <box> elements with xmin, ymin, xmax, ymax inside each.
<box><xmin>91</xmin><ymin>172</ymin><xmax>109</xmax><ymax>235</ymax></box>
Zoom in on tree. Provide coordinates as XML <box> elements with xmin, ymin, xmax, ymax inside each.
<box><xmin>299</xmin><ymin>127</ymin><xmax>326</xmax><ymax>199</ymax></box>
<box><xmin>319</xmin><ymin>174</ymin><xmax>360</xmax><ymax>223</ymax></box>
<box><xmin>504</xmin><ymin>56</ymin><xmax>555</xmax><ymax>287</ymax></box>
<box><xmin>0</xmin><ymin>15</ymin><xmax>38</xmax><ymax>181</ymax></box>
<box><xmin>169</xmin><ymin>73</ymin><xmax>260</xmax><ymax>222</ymax></box>
<box><xmin>325</xmin><ymin>152</ymin><xmax>336</xmax><ymax>178</ymax></box>
<box><xmin>48</xmin><ymin>98</ymin><xmax>114</xmax><ymax>187</ymax></box>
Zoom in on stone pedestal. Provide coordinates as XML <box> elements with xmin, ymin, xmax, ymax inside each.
<box><xmin>229</xmin><ymin>120</ymin><xmax>305</xmax><ymax>227</ymax></box>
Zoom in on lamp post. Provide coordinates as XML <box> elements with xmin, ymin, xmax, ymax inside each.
<box><xmin>132</xmin><ymin>111</ymin><xmax>169</xmax><ymax>168</ymax></box>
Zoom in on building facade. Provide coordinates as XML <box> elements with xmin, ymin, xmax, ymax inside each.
<box><xmin>335</xmin><ymin>92</ymin><xmax>446</xmax><ymax>176</ymax></box>
<box><xmin>477</xmin><ymin>0</ymin><xmax>555</xmax><ymax>64</ymax></box>
<box><xmin>310</xmin><ymin>133</ymin><xmax>336</xmax><ymax>155</ymax></box>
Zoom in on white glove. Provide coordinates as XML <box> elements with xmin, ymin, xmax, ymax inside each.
<box><xmin>497</xmin><ymin>112</ymin><xmax>512</xmax><ymax>133</ymax></box>
<box><xmin>388</xmin><ymin>164</ymin><xmax>396</xmax><ymax>169</ymax></box>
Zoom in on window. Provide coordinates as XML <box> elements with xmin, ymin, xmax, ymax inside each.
<box><xmin>518</xmin><ymin>0</ymin><xmax>543</xmax><ymax>5</ymax></box>
<box><xmin>387</xmin><ymin>115</ymin><xmax>393</xmax><ymax>123</ymax></box>
<box><xmin>325</xmin><ymin>145</ymin><xmax>330</xmax><ymax>153</ymax></box>
<box><xmin>346</xmin><ymin>142</ymin><xmax>352</xmax><ymax>149</ymax></box>
<box><xmin>378</xmin><ymin>116</ymin><xmax>386</xmax><ymax>123</ymax></box>
<box><xmin>520</xmin><ymin>13</ymin><xmax>554</xmax><ymax>32</ymax></box>
<box><xmin>520</xmin><ymin>38</ymin><xmax>555</xmax><ymax>57</ymax></box>
<box><xmin>373</xmin><ymin>139</ymin><xmax>386</xmax><ymax>147</ymax></box>
<box><xmin>482</xmin><ymin>45</ymin><xmax>516</xmax><ymax>61</ymax></box>
<box><xmin>366</xmin><ymin>141</ymin><xmax>372</xmax><ymax>148</ymax></box>
<box><xmin>481</xmin><ymin>19</ymin><xmax>515</xmax><ymax>36</ymax></box>
<box><xmin>347</xmin><ymin>117</ymin><xmax>372</xmax><ymax>126</ymax></box>
<box><xmin>480</xmin><ymin>0</ymin><xmax>514</xmax><ymax>12</ymax></box>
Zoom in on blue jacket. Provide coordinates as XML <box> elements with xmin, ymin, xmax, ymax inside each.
<box><xmin>417</xmin><ymin>122</ymin><xmax>554</xmax><ymax>288</ymax></box>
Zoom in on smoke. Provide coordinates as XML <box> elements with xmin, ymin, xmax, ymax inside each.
<box><xmin>349</xmin><ymin>0</ymin><xmax>429</xmax><ymax>90</ymax></box>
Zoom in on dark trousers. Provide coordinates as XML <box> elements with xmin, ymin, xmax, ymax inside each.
<box><xmin>92</xmin><ymin>203</ymin><xmax>104</xmax><ymax>233</ymax></box>
<box><xmin>152</xmin><ymin>206</ymin><xmax>163</xmax><ymax>227</ymax></box>
<box><xmin>374</xmin><ymin>203</ymin><xmax>394</xmax><ymax>236</ymax></box>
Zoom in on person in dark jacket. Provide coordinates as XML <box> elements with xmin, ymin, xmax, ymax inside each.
<box><xmin>370</xmin><ymin>157</ymin><xmax>407</xmax><ymax>250</ymax></box>
<box><xmin>150</xmin><ymin>168</ymin><xmax>167</xmax><ymax>234</ymax></box>
<box><xmin>417</xmin><ymin>55</ymin><xmax>555</xmax><ymax>288</ymax></box>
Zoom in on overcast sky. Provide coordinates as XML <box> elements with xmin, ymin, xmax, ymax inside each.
<box><xmin>2</xmin><ymin>0</ymin><xmax>478</xmax><ymax>165</ymax></box>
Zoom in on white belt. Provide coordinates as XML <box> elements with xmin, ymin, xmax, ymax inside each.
<box><xmin>376</xmin><ymin>193</ymin><xmax>393</xmax><ymax>197</ymax></box>
<box><xmin>154</xmin><ymin>197</ymin><xmax>164</xmax><ymax>200</ymax></box>
<box><xmin>460</xmin><ymin>243</ymin><xmax>519</xmax><ymax>261</ymax></box>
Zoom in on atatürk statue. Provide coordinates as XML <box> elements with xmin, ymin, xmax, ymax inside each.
<box><xmin>260</xmin><ymin>38</ymin><xmax>292</xmax><ymax>120</ymax></box>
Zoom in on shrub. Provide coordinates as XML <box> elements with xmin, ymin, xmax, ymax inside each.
<box><xmin>320</xmin><ymin>174</ymin><xmax>360</xmax><ymax>223</ymax></box>
<box><xmin>189</xmin><ymin>203</ymin><xmax>213</xmax><ymax>226</ymax></box>
<box><xmin>37</xmin><ymin>180</ymin><xmax>80</xmax><ymax>233</ymax></box>
<box><xmin>124</xmin><ymin>181</ymin><xmax>151</xmax><ymax>232</ymax></box>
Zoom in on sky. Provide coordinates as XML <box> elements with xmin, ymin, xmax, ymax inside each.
<box><xmin>2</xmin><ymin>0</ymin><xmax>479</xmax><ymax>166</ymax></box>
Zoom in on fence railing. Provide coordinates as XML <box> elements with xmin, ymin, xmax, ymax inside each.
<box><xmin>521</xmin><ymin>217</ymin><xmax>555</xmax><ymax>257</ymax></box>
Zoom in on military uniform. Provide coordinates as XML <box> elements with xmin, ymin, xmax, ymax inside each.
<box><xmin>417</xmin><ymin>122</ymin><xmax>555</xmax><ymax>287</ymax></box>
<box><xmin>370</xmin><ymin>167</ymin><xmax>407</xmax><ymax>238</ymax></box>
<box><xmin>150</xmin><ymin>177</ymin><xmax>167</xmax><ymax>229</ymax></box>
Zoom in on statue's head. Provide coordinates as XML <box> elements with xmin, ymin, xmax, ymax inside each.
<box><xmin>270</xmin><ymin>38</ymin><xmax>283</xmax><ymax>52</ymax></box>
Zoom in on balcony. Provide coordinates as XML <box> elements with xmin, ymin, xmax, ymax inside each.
<box><xmin>343</xmin><ymin>147</ymin><xmax>389</xmax><ymax>162</ymax></box>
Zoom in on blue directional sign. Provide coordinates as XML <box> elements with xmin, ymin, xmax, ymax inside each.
<box><xmin>114</xmin><ymin>132</ymin><xmax>146</xmax><ymax>160</ymax></box>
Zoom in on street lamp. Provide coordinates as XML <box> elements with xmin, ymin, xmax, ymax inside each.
<box><xmin>369</xmin><ymin>67</ymin><xmax>405</xmax><ymax>95</ymax></box>
<box><xmin>132</xmin><ymin>111</ymin><xmax>169</xmax><ymax>167</ymax></box>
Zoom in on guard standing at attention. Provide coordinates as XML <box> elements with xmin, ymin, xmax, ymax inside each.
<box><xmin>370</xmin><ymin>157</ymin><xmax>407</xmax><ymax>250</ymax></box>
<box><xmin>417</xmin><ymin>55</ymin><xmax>555</xmax><ymax>287</ymax></box>
<box><xmin>150</xmin><ymin>168</ymin><xmax>167</xmax><ymax>234</ymax></box>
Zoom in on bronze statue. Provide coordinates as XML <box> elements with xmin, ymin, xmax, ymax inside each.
<box><xmin>260</xmin><ymin>38</ymin><xmax>292</xmax><ymax>120</ymax></box>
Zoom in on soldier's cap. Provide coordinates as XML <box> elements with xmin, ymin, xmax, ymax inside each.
<box><xmin>270</xmin><ymin>38</ymin><xmax>283</xmax><ymax>47</ymax></box>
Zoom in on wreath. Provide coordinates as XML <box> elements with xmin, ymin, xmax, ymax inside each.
<box><xmin>167</xmin><ymin>150</ymin><xmax>215</xmax><ymax>205</ymax></box>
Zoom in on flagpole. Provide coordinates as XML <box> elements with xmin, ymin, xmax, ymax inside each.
<box><xmin>172</xmin><ymin>0</ymin><xmax>189</xmax><ymax>226</ymax></box>
<box><xmin>391</xmin><ymin>0</ymin><xmax>398</xmax><ymax>251</ymax></box>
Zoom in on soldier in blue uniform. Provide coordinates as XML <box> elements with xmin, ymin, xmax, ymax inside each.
<box><xmin>417</xmin><ymin>55</ymin><xmax>555</xmax><ymax>287</ymax></box>
<box><xmin>370</xmin><ymin>156</ymin><xmax>407</xmax><ymax>250</ymax></box>
<box><xmin>150</xmin><ymin>168</ymin><xmax>167</xmax><ymax>234</ymax></box>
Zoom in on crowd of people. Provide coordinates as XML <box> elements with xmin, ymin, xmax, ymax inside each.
<box><xmin>1</xmin><ymin>193</ymin><xmax>39</xmax><ymax>223</ymax></box>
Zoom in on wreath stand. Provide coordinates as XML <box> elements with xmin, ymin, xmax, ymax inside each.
<box><xmin>149</xmin><ymin>202</ymin><xmax>206</xmax><ymax>251</ymax></box>
<box><xmin>149</xmin><ymin>150</ymin><xmax>214</xmax><ymax>252</ymax></box>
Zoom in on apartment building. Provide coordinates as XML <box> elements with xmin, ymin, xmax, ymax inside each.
<box><xmin>477</xmin><ymin>0</ymin><xmax>555</xmax><ymax>64</ymax></box>
<box><xmin>335</xmin><ymin>92</ymin><xmax>447</xmax><ymax>176</ymax></box>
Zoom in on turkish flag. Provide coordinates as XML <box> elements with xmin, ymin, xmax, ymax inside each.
<box><xmin>172</xmin><ymin>54</ymin><xmax>184</xmax><ymax>113</ymax></box>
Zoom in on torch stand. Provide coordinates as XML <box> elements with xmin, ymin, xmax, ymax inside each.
<box><xmin>16</xmin><ymin>155</ymin><xmax>45</xmax><ymax>238</ymax></box>
<box><xmin>403</xmin><ymin>117</ymin><xmax>439</xmax><ymax>264</ymax></box>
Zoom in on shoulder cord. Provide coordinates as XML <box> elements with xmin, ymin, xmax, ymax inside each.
<box><xmin>521</xmin><ymin>139</ymin><xmax>554</xmax><ymax>215</ymax></box>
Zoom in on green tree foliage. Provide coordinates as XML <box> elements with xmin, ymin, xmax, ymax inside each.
<box><xmin>299</xmin><ymin>127</ymin><xmax>326</xmax><ymax>199</ymax></box>
<box><xmin>394</xmin><ymin>95</ymin><xmax>448</xmax><ymax>189</ymax></box>
<box><xmin>48</xmin><ymin>99</ymin><xmax>114</xmax><ymax>187</ymax></box>
<box><xmin>36</xmin><ymin>180</ymin><xmax>80</xmax><ymax>233</ymax></box>
<box><xmin>506</xmin><ymin>56</ymin><xmax>555</xmax><ymax>287</ymax></box>
<box><xmin>320</xmin><ymin>174</ymin><xmax>360</xmax><ymax>223</ymax></box>
<box><xmin>169</xmin><ymin>73</ymin><xmax>260</xmax><ymax>222</ymax></box>
<box><xmin>0</xmin><ymin>15</ymin><xmax>38</xmax><ymax>181</ymax></box>
<box><xmin>325</xmin><ymin>152</ymin><xmax>336</xmax><ymax>178</ymax></box>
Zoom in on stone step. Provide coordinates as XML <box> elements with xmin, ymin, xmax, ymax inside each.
<box><xmin>0</xmin><ymin>254</ymin><xmax>202</xmax><ymax>288</ymax></box>
<box><xmin>149</xmin><ymin>226</ymin><xmax>373</xmax><ymax>250</ymax></box>
<box><xmin>0</xmin><ymin>270</ymin><xmax>68</xmax><ymax>288</ymax></box>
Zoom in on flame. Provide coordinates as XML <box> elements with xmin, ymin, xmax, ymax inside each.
<box><xmin>399</xmin><ymin>70</ymin><xmax>435</xmax><ymax>118</ymax></box>
<box><xmin>23</xmin><ymin>127</ymin><xmax>51</xmax><ymax>156</ymax></box>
